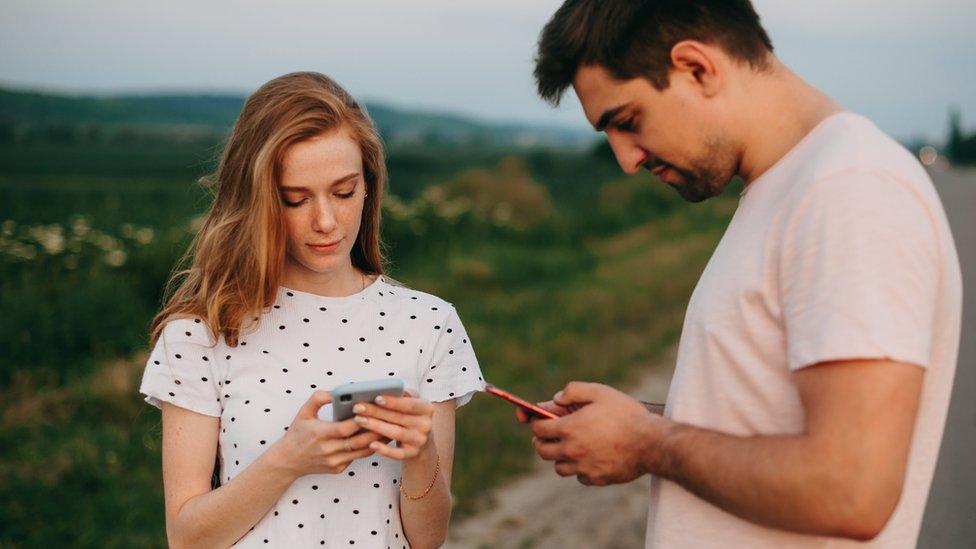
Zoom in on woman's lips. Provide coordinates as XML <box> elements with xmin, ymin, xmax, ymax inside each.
<box><xmin>307</xmin><ymin>239</ymin><xmax>342</xmax><ymax>253</ymax></box>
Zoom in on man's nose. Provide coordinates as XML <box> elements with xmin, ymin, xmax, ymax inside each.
<box><xmin>607</xmin><ymin>134</ymin><xmax>648</xmax><ymax>175</ymax></box>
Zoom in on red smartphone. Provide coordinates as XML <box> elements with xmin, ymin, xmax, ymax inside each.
<box><xmin>485</xmin><ymin>384</ymin><xmax>560</xmax><ymax>420</ymax></box>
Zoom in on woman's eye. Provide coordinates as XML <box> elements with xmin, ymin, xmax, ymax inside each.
<box><xmin>282</xmin><ymin>198</ymin><xmax>307</xmax><ymax>207</ymax></box>
<box><xmin>336</xmin><ymin>192</ymin><xmax>356</xmax><ymax>199</ymax></box>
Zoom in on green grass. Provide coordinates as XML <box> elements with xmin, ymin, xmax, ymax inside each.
<box><xmin>0</xmin><ymin>143</ymin><xmax>736</xmax><ymax>544</ymax></box>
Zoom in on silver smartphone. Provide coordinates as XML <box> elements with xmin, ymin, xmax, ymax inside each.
<box><xmin>328</xmin><ymin>378</ymin><xmax>405</xmax><ymax>422</ymax></box>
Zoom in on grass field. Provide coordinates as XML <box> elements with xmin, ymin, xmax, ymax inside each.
<box><xmin>0</xmin><ymin>141</ymin><xmax>735</xmax><ymax>545</ymax></box>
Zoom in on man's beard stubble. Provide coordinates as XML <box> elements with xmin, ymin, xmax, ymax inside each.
<box><xmin>665</xmin><ymin>135</ymin><xmax>739</xmax><ymax>203</ymax></box>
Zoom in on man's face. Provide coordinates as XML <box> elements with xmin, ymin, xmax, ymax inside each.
<box><xmin>572</xmin><ymin>64</ymin><xmax>739</xmax><ymax>202</ymax></box>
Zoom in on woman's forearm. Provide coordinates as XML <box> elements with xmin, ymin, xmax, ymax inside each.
<box><xmin>398</xmin><ymin>441</ymin><xmax>452</xmax><ymax>548</ymax></box>
<box><xmin>168</xmin><ymin>443</ymin><xmax>298</xmax><ymax>548</ymax></box>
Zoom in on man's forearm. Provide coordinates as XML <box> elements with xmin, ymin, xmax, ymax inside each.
<box><xmin>646</xmin><ymin>423</ymin><xmax>886</xmax><ymax>540</ymax></box>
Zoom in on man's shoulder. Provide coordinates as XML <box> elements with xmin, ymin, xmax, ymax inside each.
<box><xmin>779</xmin><ymin>113</ymin><xmax>937</xmax><ymax>214</ymax></box>
<box><xmin>796</xmin><ymin>113</ymin><xmax>925</xmax><ymax>185</ymax></box>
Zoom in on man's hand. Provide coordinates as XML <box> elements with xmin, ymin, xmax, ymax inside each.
<box><xmin>528</xmin><ymin>381</ymin><xmax>674</xmax><ymax>486</ymax></box>
<box><xmin>514</xmin><ymin>400</ymin><xmax>574</xmax><ymax>423</ymax></box>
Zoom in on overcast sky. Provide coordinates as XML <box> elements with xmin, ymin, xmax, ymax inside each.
<box><xmin>1</xmin><ymin>0</ymin><xmax>973</xmax><ymax>141</ymax></box>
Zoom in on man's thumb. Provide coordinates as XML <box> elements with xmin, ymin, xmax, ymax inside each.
<box><xmin>553</xmin><ymin>381</ymin><xmax>602</xmax><ymax>407</ymax></box>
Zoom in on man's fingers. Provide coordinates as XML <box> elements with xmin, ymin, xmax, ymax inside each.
<box><xmin>537</xmin><ymin>400</ymin><xmax>574</xmax><ymax>416</ymax></box>
<box><xmin>532</xmin><ymin>436</ymin><xmax>565</xmax><ymax>461</ymax></box>
<box><xmin>553</xmin><ymin>381</ymin><xmax>606</xmax><ymax>407</ymax></box>
<box><xmin>554</xmin><ymin>460</ymin><xmax>577</xmax><ymax>477</ymax></box>
<box><xmin>530</xmin><ymin>416</ymin><xmax>562</xmax><ymax>439</ymax></box>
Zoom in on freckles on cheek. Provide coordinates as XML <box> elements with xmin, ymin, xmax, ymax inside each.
<box><xmin>281</xmin><ymin>212</ymin><xmax>305</xmax><ymax>247</ymax></box>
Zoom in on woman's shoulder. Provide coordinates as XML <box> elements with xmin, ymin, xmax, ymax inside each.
<box><xmin>379</xmin><ymin>276</ymin><xmax>455</xmax><ymax>312</ymax></box>
<box><xmin>157</xmin><ymin>315</ymin><xmax>220</xmax><ymax>347</ymax></box>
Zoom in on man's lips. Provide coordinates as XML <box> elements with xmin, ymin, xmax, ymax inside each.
<box><xmin>647</xmin><ymin>160</ymin><xmax>669</xmax><ymax>177</ymax></box>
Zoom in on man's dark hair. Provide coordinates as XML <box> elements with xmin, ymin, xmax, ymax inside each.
<box><xmin>534</xmin><ymin>0</ymin><xmax>774</xmax><ymax>105</ymax></box>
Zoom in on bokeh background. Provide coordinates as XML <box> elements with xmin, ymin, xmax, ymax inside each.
<box><xmin>1</xmin><ymin>1</ymin><xmax>974</xmax><ymax>547</ymax></box>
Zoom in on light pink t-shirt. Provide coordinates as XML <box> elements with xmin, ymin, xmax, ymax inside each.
<box><xmin>646</xmin><ymin>112</ymin><xmax>963</xmax><ymax>548</ymax></box>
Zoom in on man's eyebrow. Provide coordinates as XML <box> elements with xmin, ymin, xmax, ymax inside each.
<box><xmin>279</xmin><ymin>172</ymin><xmax>359</xmax><ymax>192</ymax></box>
<box><xmin>594</xmin><ymin>105</ymin><xmax>629</xmax><ymax>132</ymax></box>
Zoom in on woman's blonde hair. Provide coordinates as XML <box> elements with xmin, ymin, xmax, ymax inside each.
<box><xmin>149</xmin><ymin>71</ymin><xmax>387</xmax><ymax>348</ymax></box>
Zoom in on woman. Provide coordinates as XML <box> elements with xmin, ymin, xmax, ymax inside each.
<box><xmin>139</xmin><ymin>72</ymin><xmax>484</xmax><ymax>548</ymax></box>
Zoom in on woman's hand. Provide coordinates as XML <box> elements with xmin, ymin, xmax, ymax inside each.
<box><xmin>273</xmin><ymin>390</ymin><xmax>389</xmax><ymax>477</ymax></box>
<box><xmin>351</xmin><ymin>390</ymin><xmax>435</xmax><ymax>461</ymax></box>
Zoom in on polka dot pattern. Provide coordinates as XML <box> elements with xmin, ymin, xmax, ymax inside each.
<box><xmin>138</xmin><ymin>276</ymin><xmax>485</xmax><ymax>547</ymax></box>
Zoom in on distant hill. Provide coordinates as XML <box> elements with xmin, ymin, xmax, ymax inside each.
<box><xmin>0</xmin><ymin>87</ymin><xmax>594</xmax><ymax>149</ymax></box>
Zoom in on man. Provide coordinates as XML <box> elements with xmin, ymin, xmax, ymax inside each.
<box><xmin>520</xmin><ymin>1</ymin><xmax>963</xmax><ymax>547</ymax></box>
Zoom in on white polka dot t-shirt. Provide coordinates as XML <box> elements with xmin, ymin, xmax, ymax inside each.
<box><xmin>139</xmin><ymin>275</ymin><xmax>485</xmax><ymax>548</ymax></box>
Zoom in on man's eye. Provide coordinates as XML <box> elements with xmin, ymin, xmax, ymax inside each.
<box><xmin>616</xmin><ymin>118</ymin><xmax>637</xmax><ymax>132</ymax></box>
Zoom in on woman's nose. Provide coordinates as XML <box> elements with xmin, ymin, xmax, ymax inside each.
<box><xmin>311</xmin><ymin>200</ymin><xmax>338</xmax><ymax>233</ymax></box>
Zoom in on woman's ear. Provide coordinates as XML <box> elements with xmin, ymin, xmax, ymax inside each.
<box><xmin>669</xmin><ymin>40</ymin><xmax>723</xmax><ymax>98</ymax></box>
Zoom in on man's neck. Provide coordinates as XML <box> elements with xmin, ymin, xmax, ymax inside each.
<box><xmin>735</xmin><ymin>59</ymin><xmax>843</xmax><ymax>184</ymax></box>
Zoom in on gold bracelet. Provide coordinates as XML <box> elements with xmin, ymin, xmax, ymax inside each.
<box><xmin>399</xmin><ymin>453</ymin><xmax>440</xmax><ymax>501</ymax></box>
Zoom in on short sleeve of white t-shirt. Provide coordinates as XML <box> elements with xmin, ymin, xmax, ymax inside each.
<box><xmin>141</xmin><ymin>317</ymin><xmax>222</xmax><ymax>417</ymax></box>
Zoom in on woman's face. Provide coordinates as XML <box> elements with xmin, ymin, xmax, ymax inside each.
<box><xmin>278</xmin><ymin>127</ymin><xmax>367</xmax><ymax>278</ymax></box>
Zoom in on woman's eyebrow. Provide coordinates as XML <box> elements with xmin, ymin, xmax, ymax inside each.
<box><xmin>329</xmin><ymin>172</ymin><xmax>360</xmax><ymax>187</ymax></box>
<box><xmin>279</xmin><ymin>172</ymin><xmax>360</xmax><ymax>192</ymax></box>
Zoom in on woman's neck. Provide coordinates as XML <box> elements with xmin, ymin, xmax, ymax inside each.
<box><xmin>280</xmin><ymin>257</ymin><xmax>372</xmax><ymax>297</ymax></box>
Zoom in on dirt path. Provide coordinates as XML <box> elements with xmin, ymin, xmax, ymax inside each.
<box><xmin>446</xmin><ymin>354</ymin><xmax>675</xmax><ymax>549</ymax></box>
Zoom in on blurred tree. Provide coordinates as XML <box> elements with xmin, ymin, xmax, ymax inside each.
<box><xmin>947</xmin><ymin>108</ymin><xmax>976</xmax><ymax>165</ymax></box>
<box><xmin>430</xmin><ymin>157</ymin><xmax>555</xmax><ymax>231</ymax></box>
<box><xmin>948</xmin><ymin>108</ymin><xmax>962</xmax><ymax>161</ymax></box>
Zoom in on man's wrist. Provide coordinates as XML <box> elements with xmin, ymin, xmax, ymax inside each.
<box><xmin>638</xmin><ymin>415</ymin><xmax>684</xmax><ymax>478</ymax></box>
<box><xmin>642</xmin><ymin>401</ymin><xmax>666</xmax><ymax>415</ymax></box>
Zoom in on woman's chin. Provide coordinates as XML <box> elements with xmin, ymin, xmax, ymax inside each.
<box><xmin>289</xmin><ymin>253</ymin><xmax>347</xmax><ymax>276</ymax></box>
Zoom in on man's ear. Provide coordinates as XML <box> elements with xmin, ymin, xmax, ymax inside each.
<box><xmin>669</xmin><ymin>40</ymin><xmax>722</xmax><ymax>98</ymax></box>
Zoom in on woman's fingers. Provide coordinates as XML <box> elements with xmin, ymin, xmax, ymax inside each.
<box><xmin>295</xmin><ymin>390</ymin><xmax>333</xmax><ymax>421</ymax></box>
<box><xmin>323</xmin><ymin>447</ymin><xmax>378</xmax><ymax>472</ymax></box>
<box><xmin>353</xmin><ymin>401</ymin><xmax>431</xmax><ymax>431</ymax></box>
<box><xmin>341</xmin><ymin>429</ymin><xmax>385</xmax><ymax>450</ymax></box>
<box><xmin>318</xmin><ymin>417</ymin><xmax>361</xmax><ymax>439</ymax></box>
<box><xmin>370</xmin><ymin>394</ymin><xmax>434</xmax><ymax>417</ymax></box>
<box><xmin>367</xmin><ymin>440</ymin><xmax>413</xmax><ymax>460</ymax></box>
<box><xmin>354</xmin><ymin>415</ymin><xmax>427</xmax><ymax>448</ymax></box>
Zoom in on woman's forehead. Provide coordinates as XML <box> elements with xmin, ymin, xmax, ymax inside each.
<box><xmin>279</xmin><ymin>131</ymin><xmax>363</xmax><ymax>188</ymax></box>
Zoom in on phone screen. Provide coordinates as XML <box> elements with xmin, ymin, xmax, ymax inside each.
<box><xmin>485</xmin><ymin>384</ymin><xmax>560</xmax><ymax>420</ymax></box>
